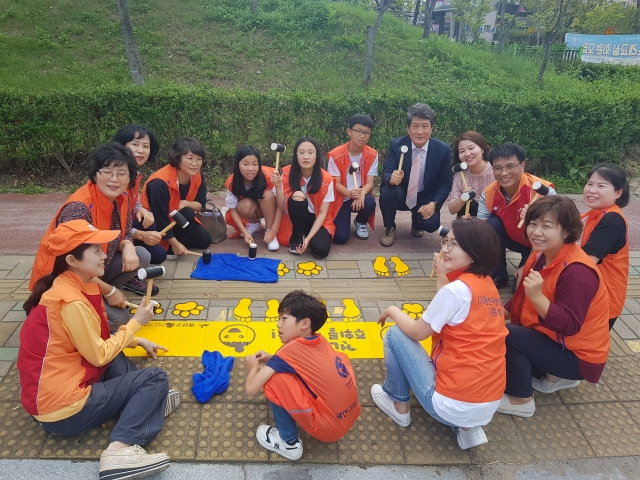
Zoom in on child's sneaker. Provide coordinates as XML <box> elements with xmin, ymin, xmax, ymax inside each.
<box><xmin>265</xmin><ymin>230</ymin><xmax>280</xmax><ymax>251</ymax></box>
<box><xmin>455</xmin><ymin>425</ymin><xmax>488</xmax><ymax>450</ymax></box>
<box><xmin>354</xmin><ymin>219</ymin><xmax>369</xmax><ymax>239</ymax></box>
<box><xmin>256</xmin><ymin>425</ymin><xmax>303</xmax><ymax>460</ymax></box>
<box><xmin>166</xmin><ymin>247</ymin><xmax>177</xmax><ymax>260</ymax></box>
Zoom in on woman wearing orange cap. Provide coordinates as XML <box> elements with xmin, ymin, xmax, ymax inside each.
<box><xmin>19</xmin><ymin>220</ymin><xmax>179</xmax><ymax>480</ymax></box>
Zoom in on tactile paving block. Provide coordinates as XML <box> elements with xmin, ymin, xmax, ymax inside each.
<box><xmin>532</xmin><ymin>390</ymin><xmax>563</xmax><ymax>406</ymax></box>
<box><xmin>0</xmin><ymin>364</ymin><xmax>20</xmax><ymax>402</ymax></box>
<box><xmin>351</xmin><ymin>359</ymin><xmax>385</xmax><ymax>407</ymax></box>
<box><xmin>196</xmin><ymin>402</ymin><xmax>269</xmax><ymax>462</ymax></box>
<box><xmin>558</xmin><ymin>378</ymin><xmax>617</xmax><ymax>404</ymax></box>
<box><xmin>513</xmin><ymin>405</ymin><xmax>595</xmax><ymax>460</ymax></box>
<box><xmin>0</xmin><ymin>402</ymin><xmax>48</xmax><ymax>458</ymax></box>
<box><xmin>268</xmin><ymin>429</ymin><xmax>339</xmax><ymax>464</ymax></box>
<box><xmin>622</xmin><ymin>401</ymin><xmax>640</xmax><ymax>426</ymax></box>
<box><xmin>600</xmin><ymin>356</ymin><xmax>640</xmax><ymax>402</ymax></box>
<box><xmin>146</xmin><ymin>404</ymin><xmax>201</xmax><ymax>460</ymax></box>
<box><xmin>469</xmin><ymin>414</ymin><xmax>531</xmax><ymax>464</ymax></box>
<box><xmin>337</xmin><ymin>406</ymin><xmax>405</xmax><ymax>464</ymax></box>
<box><xmin>400</xmin><ymin>408</ymin><xmax>470</xmax><ymax>465</ymax></box>
<box><xmin>569</xmin><ymin>402</ymin><xmax>640</xmax><ymax>457</ymax></box>
<box><xmin>153</xmin><ymin>357</ymin><xmax>201</xmax><ymax>403</ymax></box>
<box><xmin>40</xmin><ymin>420</ymin><xmax>116</xmax><ymax>459</ymax></box>
<box><xmin>219</xmin><ymin>361</ymin><xmax>266</xmax><ymax>404</ymax></box>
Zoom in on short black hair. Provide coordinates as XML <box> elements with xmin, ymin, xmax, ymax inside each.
<box><xmin>487</xmin><ymin>143</ymin><xmax>526</xmax><ymax>165</ymax></box>
<box><xmin>348</xmin><ymin>114</ymin><xmax>374</xmax><ymax>129</ymax></box>
<box><xmin>112</xmin><ymin>124</ymin><xmax>160</xmax><ymax>164</ymax></box>
<box><xmin>586</xmin><ymin>163</ymin><xmax>630</xmax><ymax>208</ymax></box>
<box><xmin>87</xmin><ymin>142</ymin><xmax>138</xmax><ymax>189</ymax></box>
<box><xmin>168</xmin><ymin>137</ymin><xmax>207</xmax><ymax>168</ymax></box>
<box><xmin>451</xmin><ymin>218</ymin><xmax>500</xmax><ymax>276</ymax></box>
<box><xmin>406</xmin><ymin>103</ymin><xmax>435</xmax><ymax>127</ymax></box>
<box><xmin>278</xmin><ymin>290</ymin><xmax>328</xmax><ymax>333</ymax></box>
<box><xmin>523</xmin><ymin>195</ymin><xmax>583</xmax><ymax>244</ymax></box>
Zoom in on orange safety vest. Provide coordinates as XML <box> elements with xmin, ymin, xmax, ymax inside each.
<box><xmin>510</xmin><ymin>243</ymin><xmax>610</xmax><ymax>365</ymax></box>
<box><xmin>126</xmin><ymin>172</ymin><xmax>143</xmax><ymax>217</ymax></box>
<box><xmin>581</xmin><ymin>205</ymin><xmax>629</xmax><ymax>319</ymax></box>
<box><xmin>327</xmin><ymin>142</ymin><xmax>377</xmax><ymax>229</ymax></box>
<box><xmin>140</xmin><ymin>164</ymin><xmax>203</xmax><ymax>250</ymax></box>
<box><xmin>29</xmin><ymin>182</ymin><xmax>129</xmax><ymax>291</ymax></box>
<box><xmin>276</xmin><ymin>165</ymin><xmax>337</xmax><ymax>246</ymax></box>
<box><xmin>483</xmin><ymin>173</ymin><xmax>554</xmax><ymax>246</ymax></box>
<box><xmin>263</xmin><ymin>335</ymin><xmax>361</xmax><ymax>442</ymax></box>
<box><xmin>224</xmin><ymin>166</ymin><xmax>276</xmax><ymax>229</ymax></box>
<box><xmin>431</xmin><ymin>269</ymin><xmax>508</xmax><ymax>403</ymax></box>
<box><xmin>18</xmin><ymin>271</ymin><xmax>110</xmax><ymax>417</ymax></box>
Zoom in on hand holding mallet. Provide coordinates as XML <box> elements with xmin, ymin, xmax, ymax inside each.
<box><xmin>460</xmin><ymin>189</ymin><xmax>476</xmax><ymax>219</ymax></box>
<box><xmin>452</xmin><ymin>162</ymin><xmax>470</xmax><ymax>190</ymax></box>
<box><xmin>158</xmin><ymin>210</ymin><xmax>189</xmax><ymax>235</ymax></box>
<box><xmin>517</xmin><ymin>182</ymin><xmax>550</xmax><ymax>228</ymax></box>
<box><xmin>271</xmin><ymin>143</ymin><xmax>286</xmax><ymax>172</ymax></box>
<box><xmin>137</xmin><ymin>266</ymin><xmax>165</xmax><ymax>306</ymax></box>
<box><xmin>184</xmin><ymin>249</ymin><xmax>212</xmax><ymax>264</ymax></box>
<box><xmin>430</xmin><ymin>226</ymin><xmax>451</xmax><ymax>278</ymax></box>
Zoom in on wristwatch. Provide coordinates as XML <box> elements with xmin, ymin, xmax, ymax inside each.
<box><xmin>433</xmin><ymin>200</ymin><xmax>440</xmax><ymax>210</ymax></box>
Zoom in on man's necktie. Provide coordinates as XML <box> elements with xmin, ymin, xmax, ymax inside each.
<box><xmin>406</xmin><ymin>148</ymin><xmax>422</xmax><ymax>210</ymax></box>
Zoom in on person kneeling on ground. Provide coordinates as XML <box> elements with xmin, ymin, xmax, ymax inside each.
<box><xmin>244</xmin><ymin>290</ymin><xmax>361</xmax><ymax>460</ymax></box>
<box><xmin>18</xmin><ymin>220</ymin><xmax>180</xmax><ymax>480</ymax></box>
<box><xmin>372</xmin><ymin>218</ymin><xmax>508</xmax><ymax>450</ymax></box>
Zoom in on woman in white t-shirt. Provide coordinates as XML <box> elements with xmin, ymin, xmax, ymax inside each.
<box><xmin>372</xmin><ymin>218</ymin><xmax>508</xmax><ymax>450</ymax></box>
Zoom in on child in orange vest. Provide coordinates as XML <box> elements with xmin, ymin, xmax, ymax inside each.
<box><xmin>224</xmin><ymin>145</ymin><xmax>283</xmax><ymax>251</ymax></box>
<box><xmin>245</xmin><ymin>290</ymin><xmax>360</xmax><ymax>460</ymax></box>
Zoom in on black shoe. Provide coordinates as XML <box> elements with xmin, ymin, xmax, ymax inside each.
<box><xmin>122</xmin><ymin>277</ymin><xmax>159</xmax><ymax>296</ymax></box>
<box><xmin>289</xmin><ymin>234</ymin><xmax>303</xmax><ymax>255</ymax></box>
<box><xmin>492</xmin><ymin>275</ymin><xmax>509</xmax><ymax>289</ymax></box>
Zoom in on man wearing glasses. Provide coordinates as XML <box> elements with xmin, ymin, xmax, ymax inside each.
<box><xmin>477</xmin><ymin>143</ymin><xmax>555</xmax><ymax>290</ymax></box>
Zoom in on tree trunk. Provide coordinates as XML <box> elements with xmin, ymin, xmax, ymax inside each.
<box><xmin>413</xmin><ymin>0</ymin><xmax>421</xmax><ymax>26</ymax></box>
<box><xmin>364</xmin><ymin>25</ymin><xmax>374</xmax><ymax>86</ymax></box>
<box><xmin>538</xmin><ymin>0</ymin><xmax>566</xmax><ymax>83</ymax></box>
<box><xmin>422</xmin><ymin>0</ymin><xmax>438</xmax><ymax>38</ymax></box>
<box><xmin>496</xmin><ymin>0</ymin><xmax>507</xmax><ymax>54</ymax></box>
<box><xmin>251</xmin><ymin>0</ymin><xmax>258</xmax><ymax>13</ymax></box>
<box><xmin>372</xmin><ymin>5</ymin><xmax>386</xmax><ymax>34</ymax></box>
<box><xmin>115</xmin><ymin>0</ymin><xmax>144</xmax><ymax>85</ymax></box>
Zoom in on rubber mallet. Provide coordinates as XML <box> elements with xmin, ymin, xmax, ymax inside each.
<box><xmin>452</xmin><ymin>162</ymin><xmax>470</xmax><ymax>190</ymax></box>
<box><xmin>461</xmin><ymin>189</ymin><xmax>477</xmax><ymax>218</ymax></box>
<box><xmin>348</xmin><ymin>161</ymin><xmax>359</xmax><ymax>188</ymax></box>
<box><xmin>271</xmin><ymin>143</ymin><xmax>286</xmax><ymax>172</ymax></box>
<box><xmin>517</xmin><ymin>182</ymin><xmax>550</xmax><ymax>228</ymax></box>
<box><xmin>398</xmin><ymin>145</ymin><xmax>409</xmax><ymax>171</ymax></box>
<box><xmin>124</xmin><ymin>300</ymin><xmax>158</xmax><ymax>309</ymax></box>
<box><xmin>430</xmin><ymin>226</ymin><xmax>451</xmax><ymax>278</ymax></box>
<box><xmin>185</xmin><ymin>249</ymin><xmax>212</xmax><ymax>265</ymax></box>
<box><xmin>137</xmin><ymin>266</ymin><xmax>165</xmax><ymax>306</ymax></box>
<box><xmin>158</xmin><ymin>210</ymin><xmax>189</xmax><ymax>235</ymax></box>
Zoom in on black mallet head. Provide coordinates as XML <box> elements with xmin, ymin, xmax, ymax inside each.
<box><xmin>203</xmin><ymin>249</ymin><xmax>211</xmax><ymax>265</ymax></box>
<box><xmin>452</xmin><ymin>162</ymin><xmax>468</xmax><ymax>173</ymax></box>
<box><xmin>348</xmin><ymin>161</ymin><xmax>359</xmax><ymax>174</ymax></box>
<box><xmin>138</xmin><ymin>265</ymin><xmax>165</xmax><ymax>280</ymax></box>
<box><xmin>461</xmin><ymin>190</ymin><xmax>477</xmax><ymax>202</ymax></box>
<box><xmin>437</xmin><ymin>226</ymin><xmax>450</xmax><ymax>238</ymax></box>
<box><xmin>170</xmin><ymin>210</ymin><xmax>190</xmax><ymax>229</ymax></box>
<box><xmin>532</xmin><ymin>181</ymin><xmax>550</xmax><ymax>196</ymax></box>
<box><xmin>270</xmin><ymin>143</ymin><xmax>286</xmax><ymax>153</ymax></box>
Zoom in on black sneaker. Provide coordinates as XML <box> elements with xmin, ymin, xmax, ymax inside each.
<box><xmin>491</xmin><ymin>275</ymin><xmax>509</xmax><ymax>289</ymax></box>
<box><xmin>288</xmin><ymin>234</ymin><xmax>303</xmax><ymax>255</ymax></box>
<box><xmin>122</xmin><ymin>277</ymin><xmax>159</xmax><ymax>296</ymax></box>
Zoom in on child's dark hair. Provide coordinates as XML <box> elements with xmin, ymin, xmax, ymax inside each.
<box><xmin>523</xmin><ymin>195</ymin><xmax>583</xmax><ymax>244</ymax></box>
<box><xmin>87</xmin><ymin>143</ymin><xmax>138</xmax><ymax>189</ymax></box>
<box><xmin>452</xmin><ymin>131</ymin><xmax>490</xmax><ymax>166</ymax></box>
<box><xmin>451</xmin><ymin>218</ymin><xmax>500</xmax><ymax>276</ymax></box>
<box><xmin>289</xmin><ymin>137</ymin><xmax>323</xmax><ymax>195</ymax></box>
<box><xmin>168</xmin><ymin>137</ymin><xmax>207</xmax><ymax>168</ymax></box>
<box><xmin>487</xmin><ymin>143</ymin><xmax>526</xmax><ymax>165</ymax></box>
<box><xmin>586</xmin><ymin>163</ymin><xmax>629</xmax><ymax>208</ymax></box>
<box><xmin>112</xmin><ymin>124</ymin><xmax>160</xmax><ymax>164</ymax></box>
<box><xmin>278</xmin><ymin>290</ymin><xmax>328</xmax><ymax>333</ymax></box>
<box><xmin>24</xmin><ymin>243</ymin><xmax>93</xmax><ymax>315</ymax></box>
<box><xmin>231</xmin><ymin>145</ymin><xmax>267</xmax><ymax>200</ymax></box>
<box><xmin>348</xmin><ymin>114</ymin><xmax>374</xmax><ymax>130</ymax></box>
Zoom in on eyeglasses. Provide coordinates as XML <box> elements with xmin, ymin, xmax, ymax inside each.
<box><xmin>183</xmin><ymin>157</ymin><xmax>203</xmax><ymax>164</ymax></box>
<box><xmin>442</xmin><ymin>239</ymin><xmax>458</xmax><ymax>251</ymax></box>
<box><xmin>492</xmin><ymin>163</ymin><xmax>522</xmax><ymax>174</ymax></box>
<box><xmin>97</xmin><ymin>170</ymin><xmax>129</xmax><ymax>180</ymax></box>
<box><xmin>350</xmin><ymin>129</ymin><xmax>371</xmax><ymax>137</ymax></box>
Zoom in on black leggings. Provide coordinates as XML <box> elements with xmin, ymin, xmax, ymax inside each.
<box><xmin>287</xmin><ymin>197</ymin><xmax>332</xmax><ymax>258</ymax></box>
<box><xmin>173</xmin><ymin>207</ymin><xmax>211</xmax><ymax>250</ymax></box>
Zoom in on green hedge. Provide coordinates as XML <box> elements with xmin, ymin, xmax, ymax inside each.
<box><xmin>1</xmin><ymin>84</ymin><xmax>639</xmax><ymax>175</ymax></box>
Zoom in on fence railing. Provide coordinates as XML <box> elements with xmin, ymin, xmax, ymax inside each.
<box><xmin>468</xmin><ymin>43</ymin><xmax>583</xmax><ymax>66</ymax></box>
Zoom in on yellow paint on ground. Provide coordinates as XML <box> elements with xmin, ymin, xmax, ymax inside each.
<box><xmin>390</xmin><ymin>256</ymin><xmax>410</xmax><ymax>276</ymax></box>
<box><xmin>125</xmin><ymin>321</ymin><xmax>431</xmax><ymax>359</ymax></box>
<box><xmin>627</xmin><ymin>340</ymin><xmax>640</xmax><ymax>353</ymax></box>
<box><xmin>373</xmin><ymin>256</ymin><xmax>390</xmax><ymax>276</ymax></box>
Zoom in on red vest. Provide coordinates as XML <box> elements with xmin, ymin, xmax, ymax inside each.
<box><xmin>29</xmin><ymin>182</ymin><xmax>129</xmax><ymax>291</ymax></box>
<box><xmin>510</xmin><ymin>243</ymin><xmax>610</xmax><ymax>365</ymax></box>
<box><xmin>263</xmin><ymin>335</ymin><xmax>360</xmax><ymax>442</ymax></box>
<box><xmin>276</xmin><ymin>165</ymin><xmax>337</xmax><ymax>246</ymax></box>
<box><xmin>326</xmin><ymin>142</ymin><xmax>377</xmax><ymax>229</ymax></box>
<box><xmin>483</xmin><ymin>173</ymin><xmax>554</xmax><ymax>246</ymax></box>
<box><xmin>581</xmin><ymin>205</ymin><xmax>628</xmax><ymax>318</ymax></box>
<box><xmin>431</xmin><ymin>269</ymin><xmax>508</xmax><ymax>403</ymax></box>
<box><xmin>224</xmin><ymin>166</ymin><xmax>276</xmax><ymax>228</ymax></box>
<box><xmin>126</xmin><ymin>172</ymin><xmax>143</xmax><ymax>216</ymax></box>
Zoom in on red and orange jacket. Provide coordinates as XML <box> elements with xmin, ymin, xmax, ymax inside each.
<box><xmin>126</xmin><ymin>172</ymin><xmax>143</xmax><ymax>217</ymax></box>
<box><xmin>224</xmin><ymin>166</ymin><xmax>276</xmax><ymax>228</ymax></box>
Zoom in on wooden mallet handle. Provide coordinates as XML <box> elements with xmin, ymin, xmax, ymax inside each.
<box><xmin>452</xmin><ymin>162</ymin><xmax>469</xmax><ymax>190</ymax></box>
<box><xmin>517</xmin><ymin>182</ymin><xmax>549</xmax><ymax>228</ymax></box>
<box><xmin>185</xmin><ymin>250</ymin><xmax>202</xmax><ymax>257</ymax></box>
<box><xmin>159</xmin><ymin>221</ymin><xmax>176</xmax><ymax>235</ymax></box>
<box><xmin>145</xmin><ymin>279</ymin><xmax>154</xmax><ymax>306</ymax></box>
<box><xmin>271</xmin><ymin>143</ymin><xmax>286</xmax><ymax>171</ymax></box>
<box><xmin>398</xmin><ymin>145</ymin><xmax>409</xmax><ymax>171</ymax></box>
<box><xmin>460</xmin><ymin>171</ymin><xmax>469</xmax><ymax>191</ymax></box>
<box><xmin>461</xmin><ymin>190</ymin><xmax>476</xmax><ymax>219</ymax></box>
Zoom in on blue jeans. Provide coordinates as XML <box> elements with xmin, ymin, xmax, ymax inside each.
<box><xmin>382</xmin><ymin>326</ymin><xmax>454</xmax><ymax>427</ymax></box>
<box><xmin>270</xmin><ymin>402</ymin><xmax>299</xmax><ymax>444</ymax></box>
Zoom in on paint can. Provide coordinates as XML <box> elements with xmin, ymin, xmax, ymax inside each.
<box><xmin>249</xmin><ymin>243</ymin><xmax>257</xmax><ymax>260</ymax></box>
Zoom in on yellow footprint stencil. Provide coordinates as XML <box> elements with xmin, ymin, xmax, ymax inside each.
<box><xmin>233</xmin><ymin>298</ymin><xmax>253</xmax><ymax>322</ymax></box>
<box><xmin>373</xmin><ymin>256</ymin><xmax>390</xmax><ymax>276</ymax></box>
<box><xmin>402</xmin><ymin>303</ymin><xmax>425</xmax><ymax>319</ymax></box>
<box><xmin>172</xmin><ymin>301</ymin><xmax>205</xmax><ymax>318</ymax></box>
<box><xmin>130</xmin><ymin>302</ymin><xmax>164</xmax><ymax>315</ymax></box>
<box><xmin>278</xmin><ymin>262</ymin><xmax>290</xmax><ymax>277</ymax></box>
<box><xmin>390</xmin><ymin>256</ymin><xmax>411</xmax><ymax>276</ymax></box>
<box><xmin>297</xmin><ymin>261</ymin><xmax>323</xmax><ymax>276</ymax></box>
<box><xmin>342</xmin><ymin>298</ymin><xmax>362</xmax><ymax>322</ymax></box>
<box><xmin>265</xmin><ymin>299</ymin><xmax>279</xmax><ymax>322</ymax></box>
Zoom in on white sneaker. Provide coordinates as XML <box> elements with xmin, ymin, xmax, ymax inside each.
<box><xmin>246</xmin><ymin>222</ymin><xmax>262</xmax><ymax>235</ymax></box>
<box><xmin>354</xmin><ymin>219</ymin><xmax>369</xmax><ymax>239</ymax></box>
<box><xmin>532</xmin><ymin>376</ymin><xmax>580</xmax><ymax>394</ymax></box>
<box><xmin>370</xmin><ymin>384</ymin><xmax>410</xmax><ymax>427</ymax></box>
<box><xmin>496</xmin><ymin>394</ymin><xmax>535</xmax><ymax>418</ymax></box>
<box><xmin>99</xmin><ymin>445</ymin><xmax>170</xmax><ymax>480</ymax></box>
<box><xmin>165</xmin><ymin>389</ymin><xmax>181</xmax><ymax>417</ymax></box>
<box><xmin>255</xmin><ymin>425</ymin><xmax>303</xmax><ymax>460</ymax></box>
<box><xmin>456</xmin><ymin>426</ymin><xmax>488</xmax><ymax>450</ymax></box>
<box><xmin>266</xmin><ymin>235</ymin><xmax>280</xmax><ymax>251</ymax></box>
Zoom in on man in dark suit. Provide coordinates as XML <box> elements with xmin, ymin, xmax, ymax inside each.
<box><xmin>379</xmin><ymin>103</ymin><xmax>453</xmax><ymax>247</ymax></box>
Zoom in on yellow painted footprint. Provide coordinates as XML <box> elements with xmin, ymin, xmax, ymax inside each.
<box><xmin>373</xmin><ymin>256</ymin><xmax>390</xmax><ymax>276</ymax></box>
<box><xmin>402</xmin><ymin>303</ymin><xmax>425</xmax><ymax>319</ymax></box>
<box><xmin>233</xmin><ymin>298</ymin><xmax>253</xmax><ymax>322</ymax></box>
<box><xmin>390</xmin><ymin>256</ymin><xmax>411</xmax><ymax>276</ymax></box>
<box><xmin>297</xmin><ymin>261</ymin><xmax>323</xmax><ymax>276</ymax></box>
<box><xmin>172</xmin><ymin>301</ymin><xmax>205</xmax><ymax>318</ymax></box>
<box><xmin>130</xmin><ymin>302</ymin><xmax>164</xmax><ymax>315</ymax></box>
<box><xmin>342</xmin><ymin>298</ymin><xmax>362</xmax><ymax>322</ymax></box>
<box><xmin>265</xmin><ymin>299</ymin><xmax>279</xmax><ymax>322</ymax></box>
<box><xmin>278</xmin><ymin>262</ymin><xmax>290</xmax><ymax>277</ymax></box>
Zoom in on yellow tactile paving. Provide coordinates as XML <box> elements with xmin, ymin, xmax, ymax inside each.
<box><xmin>469</xmin><ymin>414</ymin><xmax>531</xmax><ymax>465</ymax></box>
<box><xmin>40</xmin><ymin>420</ymin><xmax>115</xmax><ymax>459</ymax></box>
<box><xmin>601</xmin><ymin>356</ymin><xmax>640</xmax><ymax>402</ymax></box>
<box><xmin>146</xmin><ymin>405</ymin><xmax>201</xmax><ymax>460</ymax></box>
<box><xmin>0</xmin><ymin>402</ymin><xmax>48</xmax><ymax>458</ymax></box>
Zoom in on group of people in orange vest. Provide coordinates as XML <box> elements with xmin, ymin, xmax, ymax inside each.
<box><xmin>16</xmin><ymin>102</ymin><xmax>629</xmax><ymax>477</ymax></box>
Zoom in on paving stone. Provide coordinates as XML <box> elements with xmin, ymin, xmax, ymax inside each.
<box><xmin>265</xmin><ymin>279</ymin><xmax>311</xmax><ymax>299</ymax></box>
<box><xmin>361</xmin><ymin>307</ymin><xmax>381</xmax><ymax>322</ymax></box>
<box><xmin>469</xmin><ymin>414</ymin><xmax>531</xmax><ymax>464</ymax></box>
<box><xmin>353</xmin><ymin>279</ymin><xmax>401</xmax><ymax>301</ymax></box>
<box><xmin>10</xmin><ymin>302</ymin><xmax>24</xmax><ymax>311</ymax></box>
<box><xmin>0</xmin><ymin>312</ymin><xmax>25</xmax><ymax>323</ymax></box>
<box><xmin>327</xmin><ymin>269</ymin><xmax>361</xmax><ymax>279</ymax></box>
<box><xmin>0</xmin><ymin>323</ymin><xmax>19</xmax><ymax>347</ymax></box>
<box><xmin>396</xmin><ymin>277</ymin><xmax>437</xmax><ymax>301</ymax></box>
<box><xmin>5</xmin><ymin>262</ymin><xmax>32</xmax><ymax>280</ymax></box>
<box><xmin>609</xmin><ymin>330</ymin><xmax>635</xmax><ymax>357</ymax></box>
<box><xmin>614</xmin><ymin>319</ymin><xmax>638</xmax><ymax>340</ymax></box>
<box><xmin>0</xmin><ymin>348</ymin><xmax>18</xmax><ymax>361</ymax></box>
<box><xmin>3</xmin><ymin>324</ymin><xmax>21</xmax><ymax>348</ymax></box>
<box><xmin>0</xmin><ymin>365</ymin><xmax>20</xmax><ymax>401</ymax></box>
<box><xmin>325</xmin><ymin>261</ymin><xmax>359</xmax><ymax>270</ymax></box>
<box><xmin>557</xmin><ymin>378</ymin><xmax>617</xmax><ymax>404</ymax></box>
<box><xmin>569</xmin><ymin>402</ymin><xmax>640</xmax><ymax>457</ymax></box>
<box><xmin>620</xmin><ymin>315</ymin><xmax>640</xmax><ymax>337</ymax></box>
<box><xmin>268</xmin><ymin>428</ymin><xmax>339</xmax><ymax>463</ymax></box>
<box><xmin>601</xmin><ymin>356</ymin><xmax>640</xmax><ymax>402</ymax></box>
<box><xmin>0</xmin><ymin>361</ymin><xmax>13</xmax><ymax>378</ymax></box>
<box><xmin>514</xmin><ymin>405</ymin><xmax>595</xmax><ymax>460</ymax></box>
<box><xmin>174</xmin><ymin>260</ymin><xmax>199</xmax><ymax>279</ymax></box>
<box><xmin>311</xmin><ymin>279</ymin><xmax>356</xmax><ymax>300</ymax></box>
<box><xmin>532</xmin><ymin>390</ymin><xmax>563</xmax><ymax>406</ymax></box>
<box><xmin>41</xmin><ymin>420</ymin><xmax>115</xmax><ymax>459</ymax></box>
<box><xmin>624</xmin><ymin>299</ymin><xmax>640</xmax><ymax>314</ymax></box>
<box><xmin>0</xmin><ymin>302</ymin><xmax>16</xmax><ymax>320</ymax></box>
<box><xmin>0</xmin><ymin>281</ymin><xmax>22</xmax><ymax>301</ymax></box>
<box><xmin>217</xmin><ymin>282</ymin><xmax>262</xmax><ymax>300</ymax></box>
<box><xmin>207</xmin><ymin>306</ymin><xmax>229</xmax><ymax>321</ymax></box>
<box><xmin>351</xmin><ymin>359</ymin><xmax>385</xmax><ymax>407</ymax></box>
<box><xmin>356</xmin><ymin>260</ymin><xmax>378</xmax><ymax>279</ymax></box>
<box><xmin>219</xmin><ymin>361</ymin><xmax>266</xmax><ymax>404</ymax></box>
<box><xmin>0</xmin><ymin>402</ymin><xmax>48</xmax><ymax>458</ymax></box>
<box><xmin>153</xmin><ymin>356</ymin><xmax>202</xmax><ymax>404</ymax></box>
<box><xmin>0</xmin><ymin>258</ymin><xmax>21</xmax><ymax>270</ymax></box>
<box><xmin>146</xmin><ymin>404</ymin><xmax>201</xmax><ymax>460</ymax></box>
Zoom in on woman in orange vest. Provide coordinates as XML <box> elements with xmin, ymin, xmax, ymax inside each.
<box><xmin>19</xmin><ymin>220</ymin><xmax>179</xmax><ymax>480</ymax></box>
<box><xmin>274</xmin><ymin>137</ymin><xmax>336</xmax><ymax>258</ymax></box>
<box><xmin>372</xmin><ymin>218</ymin><xmax>508</xmax><ymax>450</ymax></box>
<box><xmin>497</xmin><ymin>196</ymin><xmax>610</xmax><ymax>419</ymax></box>
<box><xmin>224</xmin><ymin>145</ymin><xmax>282</xmax><ymax>251</ymax></box>
<box><xmin>581</xmin><ymin>163</ymin><xmax>629</xmax><ymax>330</ymax></box>
<box><xmin>140</xmin><ymin>137</ymin><xmax>211</xmax><ymax>258</ymax></box>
